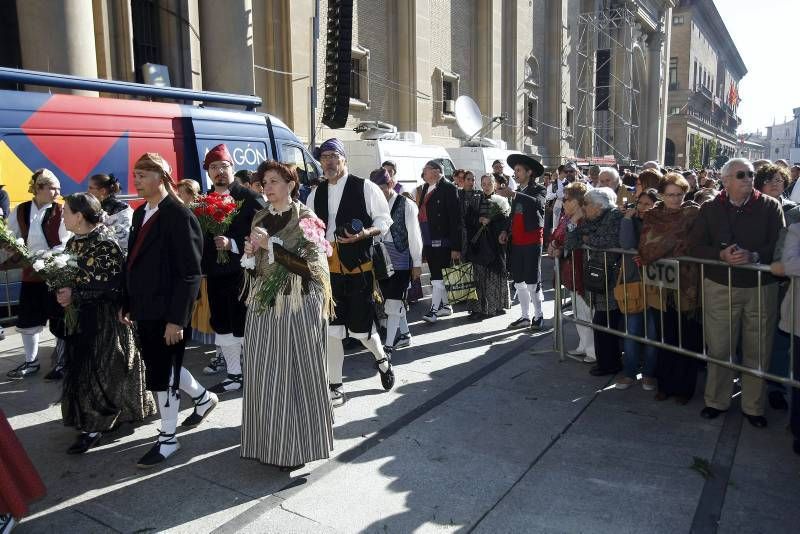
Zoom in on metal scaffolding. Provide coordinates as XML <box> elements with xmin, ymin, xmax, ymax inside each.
<box><xmin>575</xmin><ymin>7</ymin><xmax>641</xmax><ymax>165</ymax></box>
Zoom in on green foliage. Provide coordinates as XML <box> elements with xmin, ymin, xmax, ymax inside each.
<box><xmin>689</xmin><ymin>135</ymin><xmax>703</xmax><ymax>169</ymax></box>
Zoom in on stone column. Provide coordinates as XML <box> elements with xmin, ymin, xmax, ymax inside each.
<box><xmin>543</xmin><ymin>0</ymin><xmax>567</xmax><ymax>166</ymax></box>
<box><xmin>658</xmin><ymin>7</ymin><xmax>673</xmax><ymax>163</ymax></box>
<box><xmin>160</xmin><ymin>0</ymin><xmax>202</xmax><ymax>90</ymax></box>
<box><xmin>476</xmin><ymin>0</ymin><xmax>503</xmax><ymax>119</ymax></box>
<box><xmin>199</xmin><ymin>0</ymin><xmax>255</xmax><ymax>95</ymax></box>
<box><xmin>645</xmin><ymin>31</ymin><xmax>664</xmax><ymax>161</ymax></box>
<box><xmin>16</xmin><ymin>0</ymin><xmax>98</xmax><ymax>94</ymax></box>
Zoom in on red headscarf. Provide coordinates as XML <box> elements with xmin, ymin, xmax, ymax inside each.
<box><xmin>203</xmin><ymin>144</ymin><xmax>233</xmax><ymax>170</ymax></box>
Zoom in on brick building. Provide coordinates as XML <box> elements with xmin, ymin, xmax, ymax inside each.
<box><xmin>664</xmin><ymin>0</ymin><xmax>746</xmax><ymax>169</ymax></box>
<box><xmin>0</xmin><ymin>0</ymin><xmax>675</xmax><ymax>167</ymax></box>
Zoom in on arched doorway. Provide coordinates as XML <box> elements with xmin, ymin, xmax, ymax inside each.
<box><xmin>665</xmin><ymin>138</ymin><xmax>676</xmax><ymax>166</ymax></box>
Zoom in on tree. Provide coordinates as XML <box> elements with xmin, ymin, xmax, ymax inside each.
<box><xmin>689</xmin><ymin>135</ymin><xmax>703</xmax><ymax>169</ymax></box>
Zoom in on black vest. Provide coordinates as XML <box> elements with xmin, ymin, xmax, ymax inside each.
<box><xmin>314</xmin><ymin>175</ymin><xmax>373</xmax><ymax>269</ymax></box>
<box><xmin>389</xmin><ymin>194</ymin><xmax>409</xmax><ymax>252</ymax></box>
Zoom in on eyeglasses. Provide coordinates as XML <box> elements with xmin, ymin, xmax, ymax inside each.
<box><xmin>319</xmin><ymin>153</ymin><xmax>340</xmax><ymax>160</ymax></box>
<box><xmin>726</xmin><ymin>170</ymin><xmax>754</xmax><ymax>180</ymax></box>
<box><xmin>761</xmin><ymin>177</ymin><xmax>783</xmax><ymax>186</ymax></box>
<box><xmin>209</xmin><ymin>162</ymin><xmax>232</xmax><ymax>171</ymax></box>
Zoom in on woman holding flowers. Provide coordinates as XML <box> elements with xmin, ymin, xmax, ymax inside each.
<box><xmin>54</xmin><ymin>193</ymin><xmax>156</xmax><ymax>454</ymax></box>
<box><xmin>240</xmin><ymin>161</ymin><xmax>334</xmax><ymax>471</ymax></box>
<box><xmin>465</xmin><ymin>174</ymin><xmax>511</xmax><ymax>320</ymax></box>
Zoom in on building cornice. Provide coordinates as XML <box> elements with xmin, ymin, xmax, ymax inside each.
<box><xmin>688</xmin><ymin>0</ymin><xmax>747</xmax><ymax>78</ymax></box>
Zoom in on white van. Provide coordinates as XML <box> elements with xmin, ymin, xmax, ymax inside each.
<box><xmin>342</xmin><ymin>138</ymin><xmax>456</xmax><ymax>193</ymax></box>
<box><xmin>446</xmin><ymin>146</ymin><xmax>522</xmax><ymax>179</ymax></box>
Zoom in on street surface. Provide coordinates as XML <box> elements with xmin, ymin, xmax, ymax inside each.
<box><xmin>2</xmin><ymin>263</ymin><xmax>799</xmax><ymax>533</ymax></box>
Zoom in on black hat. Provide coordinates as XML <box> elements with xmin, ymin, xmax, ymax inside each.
<box><xmin>506</xmin><ymin>153</ymin><xmax>544</xmax><ymax>178</ymax></box>
<box><xmin>425</xmin><ymin>160</ymin><xmax>444</xmax><ymax>173</ymax></box>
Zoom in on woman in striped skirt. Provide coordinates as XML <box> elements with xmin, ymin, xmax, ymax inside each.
<box><xmin>240</xmin><ymin>161</ymin><xmax>335</xmax><ymax>471</ymax></box>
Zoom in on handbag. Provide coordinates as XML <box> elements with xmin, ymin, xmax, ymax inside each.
<box><xmin>371</xmin><ymin>241</ymin><xmax>394</xmax><ymax>281</ymax></box>
<box><xmin>613</xmin><ymin>269</ymin><xmax>644</xmax><ymax>314</ymax></box>
<box><xmin>582</xmin><ymin>253</ymin><xmax>615</xmax><ymax>295</ymax></box>
<box><xmin>443</xmin><ymin>261</ymin><xmax>478</xmax><ymax>304</ymax></box>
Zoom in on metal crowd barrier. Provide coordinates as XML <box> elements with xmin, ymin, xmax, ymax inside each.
<box><xmin>552</xmin><ymin>246</ymin><xmax>800</xmax><ymax>390</ymax></box>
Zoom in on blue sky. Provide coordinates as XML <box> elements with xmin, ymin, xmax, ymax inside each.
<box><xmin>714</xmin><ymin>0</ymin><xmax>800</xmax><ymax>132</ymax></box>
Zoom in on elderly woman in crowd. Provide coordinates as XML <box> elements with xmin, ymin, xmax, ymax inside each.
<box><xmin>634</xmin><ymin>170</ymin><xmax>663</xmax><ymax>198</ymax></box>
<box><xmin>465</xmin><ymin>174</ymin><xmax>511</xmax><ymax>320</ymax></box>
<box><xmin>549</xmin><ymin>182</ymin><xmax>595</xmax><ymax>362</ymax></box>
<box><xmin>615</xmin><ymin>189</ymin><xmax>659</xmax><ymax>390</ymax></box>
<box><xmin>755</xmin><ymin>164</ymin><xmax>800</xmax><ymax>411</ymax></box>
<box><xmin>565</xmin><ymin>187</ymin><xmax>624</xmax><ymax>376</ymax></box>
<box><xmin>638</xmin><ymin>173</ymin><xmax>701</xmax><ymax>404</ymax></box>
<box><xmin>87</xmin><ymin>173</ymin><xmax>133</xmax><ymax>252</ymax></box>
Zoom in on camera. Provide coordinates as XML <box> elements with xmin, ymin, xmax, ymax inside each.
<box><xmin>335</xmin><ymin>218</ymin><xmax>364</xmax><ymax>239</ymax></box>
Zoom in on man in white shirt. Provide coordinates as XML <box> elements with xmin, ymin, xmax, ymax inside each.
<box><xmin>7</xmin><ymin>169</ymin><xmax>71</xmax><ymax>379</ymax></box>
<box><xmin>307</xmin><ymin>139</ymin><xmax>394</xmax><ymax>406</ymax></box>
<box><xmin>369</xmin><ymin>168</ymin><xmax>423</xmax><ymax>353</ymax></box>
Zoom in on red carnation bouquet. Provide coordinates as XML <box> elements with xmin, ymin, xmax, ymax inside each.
<box><xmin>191</xmin><ymin>192</ymin><xmax>242</xmax><ymax>264</ymax></box>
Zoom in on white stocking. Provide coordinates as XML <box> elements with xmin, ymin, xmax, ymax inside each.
<box><xmin>529</xmin><ymin>284</ymin><xmax>543</xmax><ymax>319</ymax></box>
<box><xmin>361</xmin><ymin>333</ymin><xmax>390</xmax><ymax>372</ymax></box>
<box><xmin>384</xmin><ymin>299</ymin><xmax>404</xmax><ymax>347</ymax></box>
<box><xmin>430</xmin><ymin>280</ymin><xmax>445</xmax><ymax>309</ymax></box>
<box><xmin>178</xmin><ymin>367</ymin><xmax>205</xmax><ymax>398</ymax></box>
<box><xmin>215</xmin><ymin>334</ymin><xmax>243</xmax><ymax>375</ymax></box>
<box><xmin>21</xmin><ymin>333</ymin><xmax>40</xmax><ymax>364</ymax></box>
<box><xmin>327</xmin><ymin>335</ymin><xmax>345</xmax><ymax>385</ymax></box>
<box><xmin>156</xmin><ymin>390</ymin><xmax>180</xmax><ymax>435</ymax></box>
<box><xmin>515</xmin><ymin>282</ymin><xmax>531</xmax><ymax>320</ymax></box>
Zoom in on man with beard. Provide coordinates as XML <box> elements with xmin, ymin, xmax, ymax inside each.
<box><xmin>497</xmin><ymin>154</ymin><xmax>547</xmax><ymax>330</ymax></box>
<box><xmin>492</xmin><ymin>159</ymin><xmax>517</xmax><ymax>191</ymax></box>
<box><xmin>307</xmin><ymin>139</ymin><xmax>394</xmax><ymax>406</ymax></box>
<box><xmin>201</xmin><ymin>144</ymin><xmax>265</xmax><ymax>394</ymax></box>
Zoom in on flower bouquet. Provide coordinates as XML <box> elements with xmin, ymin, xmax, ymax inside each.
<box><xmin>471</xmin><ymin>194</ymin><xmax>511</xmax><ymax>243</ymax></box>
<box><xmin>191</xmin><ymin>192</ymin><xmax>242</xmax><ymax>264</ymax></box>
<box><xmin>30</xmin><ymin>250</ymin><xmax>80</xmax><ymax>334</ymax></box>
<box><xmin>0</xmin><ymin>217</ymin><xmax>29</xmax><ymax>262</ymax></box>
<box><xmin>243</xmin><ymin>215</ymin><xmax>332</xmax><ymax>313</ymax></box>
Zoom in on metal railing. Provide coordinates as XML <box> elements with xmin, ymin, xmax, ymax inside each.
<box><xmin>552</xmin><ymin>246</ymin><xmax>800</xmax><ymax>389</ymax></box>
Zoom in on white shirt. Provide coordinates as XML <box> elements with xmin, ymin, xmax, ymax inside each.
<box><xmin>789</xmin><ymin>181</ymin><xmax>800</xmax><ymax>204</ymax></box>
<box><xmin>306</xmin><ymin>174</ymin><xmax>392</xmax><ymax>242</ymax></box>
<box><xmin>382</xmin><ymin>191</ymin><xmax>423</xmax><ymax>268</ymax></box>
<box><xmin>9</xmin><ymin>201</ymin><xmax>71</xmax><ymax>253</ymax></box>
<box><xmin>143</xmin><ymin>203</ymin><xmax>159</xmax><ymax>225</ymax></box>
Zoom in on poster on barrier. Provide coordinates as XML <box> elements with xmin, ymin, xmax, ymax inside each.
<box><xmin>643</xmin><ymin>259</ymin><xmax>680</xmax><ymax>290</ymax></box>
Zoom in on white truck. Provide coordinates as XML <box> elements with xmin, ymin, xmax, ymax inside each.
<box><xmin>445</xmin><ymin>146</ymin><xmax>520</xmax><ymax>179</ymax></box>
<box><xmin>341</xmin><ymin>128</ymin><xmax>455</xmax><ymax>192</ymax></box>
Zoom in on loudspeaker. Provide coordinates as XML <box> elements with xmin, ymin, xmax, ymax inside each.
<box><xmin>322</xmin><ymin>0</ymin><xmax>354</xmax><ymax>129</ymax></box>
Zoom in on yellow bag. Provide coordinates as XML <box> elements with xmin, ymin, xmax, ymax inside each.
<box><xmin>443</xmin><ymin>261</ymin><xmax>478</xmax><ymax>304</ymax></box>
<box><xmin>191</xmin><ymin>277</ymin><xmax>214</xmax><ymax>334</ymax></box>
<box><xmin>613</xmin><ymin>270</ymin><xmax>644</xmax><ymax>314</ymax></box>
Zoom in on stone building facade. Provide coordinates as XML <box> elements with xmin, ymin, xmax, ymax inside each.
<box><xmin>0</xmin><ymin>0</ymin><xmax>675</xmax><ymax>167</ymax></box>
<box><xmin>765</xmin><ymin>112</ymin><xmax>800</xmax><ymax>162</ymax></box>
<box><xmin>663</xmin><ymin>0</ymin><xmax>745</xmax><ymax>169</ymax></box>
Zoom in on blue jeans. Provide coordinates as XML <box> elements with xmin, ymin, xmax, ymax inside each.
<box><xmin>622</xmin><ymin>311</ymin><xmax>658</xmax><ymax>379</ymax></box>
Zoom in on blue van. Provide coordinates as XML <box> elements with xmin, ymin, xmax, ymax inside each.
<box><xmin>0</xmin><ymin>67</ymin><xmax>321</xmax><ymax>314</ymax></box>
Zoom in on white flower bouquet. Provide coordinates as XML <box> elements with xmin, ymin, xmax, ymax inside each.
<box><xmin>30</xmin><ymin>250</ymin><xmax>80</xmax><ymax>334</ymax></box>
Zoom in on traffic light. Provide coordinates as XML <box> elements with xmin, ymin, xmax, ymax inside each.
<box><xmin>322</xmin><ymin>0</ymin><xmax>353</xmax><ymax>129</ymax></box>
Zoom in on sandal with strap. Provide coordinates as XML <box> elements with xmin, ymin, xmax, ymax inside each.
<box><xmin>7</xmin><ymin>359</ymin><xmax>40</xmax><ymax>379</ymax></box>
<box><xmin>181</xmin><ymin>390</ymin><xmax>219</xmax><ymax>428</ymax></box>
<box><xmin>209</xmin><ymin>373</ymin><xmax>243</xmax><ymax>395</ymax></box>
<box><xmin>375</xmin><ymin>357</ymin><xmax>395</xmax><ymax>391</ymax></box>
<box><xmin>136</xmin><ymin>430</ymin><xmax>180</xmax><ymax>469</ymax></box>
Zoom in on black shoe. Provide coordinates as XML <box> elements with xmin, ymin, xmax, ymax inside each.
<box><xmin>768</xmin><ymin>390</ymin><xmax>789</xmax><ymax>411</ymax></box>
<box><xmin>700</xmin><ymin>406</ymin><xmax>727</xmax><ymax>420</ymax></box>
<box><xmin>278</xmin><ymin>463</ymin><xmax>306</xmax><ymax>472</ymax></box>
<box><xmin>508</xmin><ymin>317</ymin><xmax>531</xmax><ymax>330</ymax></box>
<box><xmin>467</xmin><ymin>311</ymin><xmax>484</xmax><ymax>321</ymax></box>
<box><xmin>136</xmin><ymin>431</ymin><xmax>179</xmax><ymax>469</ymax></box>
<box><xmin>495</xmin><ymin>309</ymin><xmax>507</xmax><ymax>315</ymax></box>
<box><xmin>44</xmin><ymin>366</ymin><xmax>65</xmax><ymax>381</ymax></box>
<box><xmin>181</xmin><ymin>390</ymin><xmax>219</xmax><ymax>428</ymax></box>
<box><xmin>530</xmin><ymin>316</ymin><xmax>544</xmax><ymax>331</ymax></box>
<box><xmin>67</xmin><ymin>432</ymin><xmax>102</xmax><ymax>455</ymax></box>
<box><xmin>745</xmin><ymin>414</ymin><xmax>768</xmax><ymax>428</ymax></box>
<box><xmin>589</xmin><ymin>365</ymin><xmax>621</xmax><ymax>377</ymax></box>
<box><xmin>7</xmin><ymin>359</ymin><xmax>40</xmax><ymax>379</ymax></box>
<box><xmin>208</xmin><ymin>374</ymin><xmax>243</xmax><ymax>395</ymax></box>
<box><xmin>375</xmin><ymin>357</ymin><xmax>395</xmax><ymax>391</ymax></box>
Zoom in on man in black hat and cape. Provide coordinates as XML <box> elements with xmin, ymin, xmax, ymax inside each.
<box><xmin>497</xmin><ymin>153</ymin><xmax>547</xmax><ymax>330</ymax></box>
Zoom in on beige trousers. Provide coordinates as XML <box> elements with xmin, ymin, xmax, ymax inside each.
<box><xmin>702</xmin><ymin>279</ymin><xmax>778</xmax><ymax>416</ymax></box>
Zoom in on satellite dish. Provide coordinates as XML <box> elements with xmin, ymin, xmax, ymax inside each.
<box><xmin>455</xmin><ymin>95</ymin><xmax>484</xmax><ymax>139</ymax></box>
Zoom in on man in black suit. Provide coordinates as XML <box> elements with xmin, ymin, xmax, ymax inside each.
<box><xmin>417</xmin><ymin>160</ymin><xmax>462</xmax><ymax>323</ymax></box>
<box><xmin>200</xmin><ymin>144</ymin><xmax>265</xmax><ymax>394</ymax></box>
<box><xmin>497</xmin><ymin>154</ymin><xmax>547</xmax><ymax>330</ymax></box>
<box><xmin>122</xmin><ymin>153</ymin><xmax>216</xmax><ymax>469</ymax></box>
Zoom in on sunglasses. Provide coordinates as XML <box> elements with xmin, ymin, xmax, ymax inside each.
<box><xmin>728</xmin><ymin>170</ymin><xmax>754</xmax><ymax>180</ymax></box>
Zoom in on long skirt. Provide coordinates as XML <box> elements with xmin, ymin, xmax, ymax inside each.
<box><xmin>241</xmin><ymin>289</ymin><xmax>334</xmax><ymax>466</ymax></box>
<box><xmin>0</xmin><ymin>409</ymin><xmax>46</xmax><ymax>519</ymax></box>
<box><xmin>470</xmin><ymin>264</ymin><xmax>510</xmax><ymax>315</ymax></box>
<box><xmin>61</xmin><ymin>301</ymin><xmax>156</xmax><ymax>432</ymax></box>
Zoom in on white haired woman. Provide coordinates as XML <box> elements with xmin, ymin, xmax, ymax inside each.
<box><xmin>565</xmin><ymin>187</ymin><xmax>624</xmax><ymax>376</ymax></box>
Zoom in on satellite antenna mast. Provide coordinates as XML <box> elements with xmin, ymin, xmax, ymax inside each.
<box><xmin>454</xmin><ymin>95</ymin><xmax>506</xmax><ymax>147</ymax></box>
